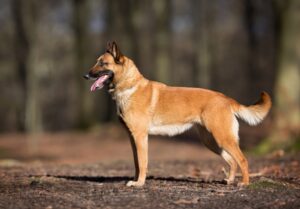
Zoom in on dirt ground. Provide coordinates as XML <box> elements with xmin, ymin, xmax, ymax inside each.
<box><xmin>0</xmin><ymin>131</ymin><xmax>300</xmax><ymax>209</ymax></box>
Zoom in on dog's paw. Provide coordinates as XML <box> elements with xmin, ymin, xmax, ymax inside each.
<box><xmin>224</xmin><ymin>178</ymin><xmax>234</xmax><ymax>185</ymax></box>
<box><xmin>126</xmin><ymin>180</ymin><xmax>145</xmax><ymax>187</ymax></box>
<box><xmin>237</xmin><ymin>182</ymin><xmax>249</xmax><ymax>187</ymax></box>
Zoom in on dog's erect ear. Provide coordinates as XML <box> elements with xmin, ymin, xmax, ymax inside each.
<box><xmin>106</xmin><ymin>41</ymin><xmax>123</xmax><ymax>64</ymax></box>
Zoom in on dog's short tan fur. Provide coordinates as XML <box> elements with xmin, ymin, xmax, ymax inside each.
<box><xmin>85</xmin><ymin>42</ymin><xmax>272</xmax><ymax>187</ymax></box>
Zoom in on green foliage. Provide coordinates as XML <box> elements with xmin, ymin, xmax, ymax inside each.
<box><xmin>286</xmin><ymin>136</ymin><xmax>300</xmax><ymax>153</ymax></box>
<box><xmin>252</xmin><ymin>139</ymin><xmax>273</xmax><ymax>155</ymax></box>
<box><xmin>248</xmin><ymin>178</ymin><xmax>288</xmax><ymax>190</ymax></box>
<box><xmin>253</xmin><ymin>136</ymin><xmax>300</xmax><ymax>155</ymax></box>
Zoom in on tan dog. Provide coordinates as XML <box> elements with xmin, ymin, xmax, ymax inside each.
<box><xmin>84</xmin><ymin>41</ymin><xmax>271</xmax><ymax>187</ymax></box>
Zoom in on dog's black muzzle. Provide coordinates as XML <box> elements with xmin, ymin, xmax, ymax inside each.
<box><xmin>83</xmin><ymin>70</ymin><xmax>114</xmax><ymax>84</ymax></box>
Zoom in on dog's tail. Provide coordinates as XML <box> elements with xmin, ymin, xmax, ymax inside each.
<box><xmin>233</xmin><ymin>92</ymin><xmax>272</xmax><ymax>126</ymax></box>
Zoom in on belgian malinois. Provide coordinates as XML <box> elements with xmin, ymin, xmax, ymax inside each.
<box><xmin>84</xmin><ymin>41</ymin><xmax>271</xmax><ymax>187</ymax></box>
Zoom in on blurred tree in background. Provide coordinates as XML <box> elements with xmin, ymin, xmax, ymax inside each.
<box><xmin>260</xmin><ymin>0</ymin><xmax>300</xmax><ymax>152</ymax></box>
<box><xmin>0</xmin><ymin>0</ymin><xmax>299</xmax><ymax>150</ymax></box>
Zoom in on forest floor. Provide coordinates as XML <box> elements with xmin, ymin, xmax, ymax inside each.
<box><xmin>0</xmin><ymin>130</ymin><xmax>300</xmax><ymax>209</ymax></box>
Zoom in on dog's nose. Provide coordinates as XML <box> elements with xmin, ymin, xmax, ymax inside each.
<box><xmin>83</xmin><ymin>74</ymin><xmax>90</xmax><ymax>80</ymax></box>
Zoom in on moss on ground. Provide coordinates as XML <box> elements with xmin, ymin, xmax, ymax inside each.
<box><xmin>248</xmin><ymin>177</ymin><xmax>288</xmax><ymax>190</ymax></box>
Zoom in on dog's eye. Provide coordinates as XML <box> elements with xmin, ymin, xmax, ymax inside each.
<box><xmin>98</xmin><ymin>62</ymin><xmax>108</xmax><ymax>67</ymax></box>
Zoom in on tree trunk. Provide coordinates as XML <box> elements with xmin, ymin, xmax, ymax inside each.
<box><xmin>11</xmin><ymin>0</ymin><xmax>28</xmax><ymax>132</ymax></box>
<box><xmin>153</xmin><ymin>0</ymin><xmax>171</xmax><ymax>84</ymax></box>
<box><xmin>194</xmin><ymin>0</ymin><xmax>213</xmax><ymax>88</ymax></box>
<box><xmin>130</xmin><ymin>0</ymin><xmax>155</xmax><ymax>79</ymax></box>
<box><xmin>73</xmin><ymin>0</ymin><xmax>94</xmax><ymax>129</ymax></box>
<box><xmin>246</xmin><ymin>0</ymin><xmax>277</xmax><ymax>101</ymax></box>
<box><xmin>210</xmin><ymin>0</ymin><xmax>251</xmax><ymax>103</ymax></box>
<box><xmin>11</xmin><ymin>0</ymin><xmax>42</xmax><ymax>133</ymax></box>
<box><xmin>269</xmin><ymin>0</ymin><xmax>300</xmax><ymax>147</ymax></box>
<box><xmin>170</xmin><ymin>1</ymin><xmax>196</xmax><ymax>87</ymax></box>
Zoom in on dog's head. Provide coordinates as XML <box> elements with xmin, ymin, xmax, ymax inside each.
<box><xmin>83</xmin><ymin>41</ymin><xmax>125</xmax><ymax>91</ymax></box>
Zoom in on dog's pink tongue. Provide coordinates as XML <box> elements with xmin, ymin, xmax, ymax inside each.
<box><xmin>90</xmin><ymin>75</ymin><xmax>109</xmax><ymax>91</ymax></box>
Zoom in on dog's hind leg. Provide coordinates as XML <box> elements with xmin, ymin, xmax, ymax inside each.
<box><xmin>211</xmin><ymin>127</ymin><xmax>249</xmax><ymax>185</ymax></box>
<box><xmin>220</xmin><ymin>140</ymin><xmax>249</xmax><ymax>186</ymax></box>
<box><xmin>221</xmin><ymin>150</ymin><xmax>238</xmax><ymax>184</ymax></box>
<box><xmin>197</xmin><ymin>125</ymin><xmax>222</xmax><ymax>155</ymax></box>
<box><xmin>217</xmin><ymin>117</ymin><xmax>247</xmax><ymax>185</ymax></box>
<box><xmin>203</xmin><ymin>109</ymin><xmax>249</xmax><ymax>186</ymax></box>
<box><xmin>197</xmin><ymin>125</ymin><xmax>237</xmax><ymax>184</ymax></box>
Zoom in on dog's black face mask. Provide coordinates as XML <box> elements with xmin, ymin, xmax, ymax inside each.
<box><xmin>84</xmin><ymin>41</ymin><xmax>123</xmax><ymax>92</ymax></box>
<box><xmin>83</xmin><ymin>70</ymin><xmax>114</xmax><ymax>91</ymax></box>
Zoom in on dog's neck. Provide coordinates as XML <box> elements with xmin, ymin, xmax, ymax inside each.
<box><xmin>108</xmin><ymin>59</ymin><xmax>148</xmax><ymax>117</ymax></box>
<box><xmin>114</xmin><ymin>59</ymin><xmax>147</xmax><ymax>94</ymax></box>
<box><xmin>107</xmin><ymin>58</ymin><xmax>148</xmax><ymax>103</ymax></box>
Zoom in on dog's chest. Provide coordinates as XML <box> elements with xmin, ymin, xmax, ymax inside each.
<box><xmin>114</xmin><ymin>86</ymin><xmax>137</xmax><ymax>116</ymax></box>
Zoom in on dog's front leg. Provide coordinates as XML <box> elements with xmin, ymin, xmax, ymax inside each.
<box><xmin>126</xmin><ymin>132</ymin><xmax>148</xmax><ymax>187</ymax></box>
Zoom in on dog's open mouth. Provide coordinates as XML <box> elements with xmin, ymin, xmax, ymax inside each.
<box><xmin>84</xmin><ymin>70</ymin><xmax>114</xmax><ymax>92</ymax></box>
<box><xmin>90</xmin><ymin>75</ymin><xmax>109</xmax><ymax>91</ymax></box>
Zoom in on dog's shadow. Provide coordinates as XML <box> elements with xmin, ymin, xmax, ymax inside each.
<box><xmin>48</xmin><ymin>175</ymin><xmax>226</xmax><ymax>185</ymax></box>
